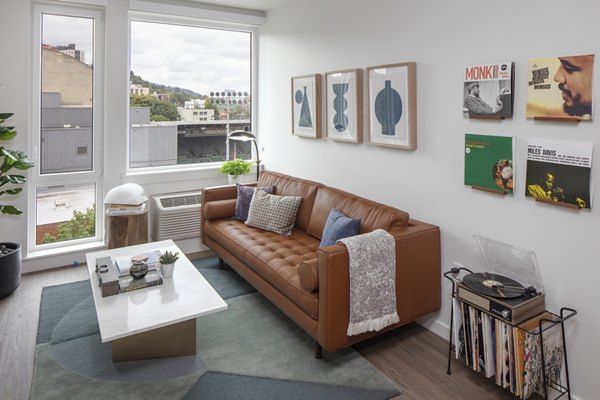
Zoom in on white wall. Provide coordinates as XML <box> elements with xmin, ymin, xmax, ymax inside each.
<box><xmin>259</xmin><ymin>0</ymin><xmax>599</xmax><ymax>398</ymax></box>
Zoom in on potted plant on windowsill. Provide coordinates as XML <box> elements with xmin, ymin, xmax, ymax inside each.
<box><xmin>159</xmin><ymin>250</ymin><xmax>179</xmax><ymax>279</ymax></box>
<box><xmin>219</xmin><ymin>159</ymin><xmax>253</xmax><ymax>185</ymax></box>
<box><xmin>0</xmin><ymin>113</ymin><xmax>34</xmax><ymax>299</ymax></box>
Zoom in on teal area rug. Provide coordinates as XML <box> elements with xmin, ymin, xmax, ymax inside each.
<box><xmin>31</xmin><ymin>256</ymin><xmax>401</xmax><ymax>399</ymax></box>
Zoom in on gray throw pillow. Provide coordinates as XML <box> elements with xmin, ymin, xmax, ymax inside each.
<box><xmin>234</xmin><ymin>184</ymin><xmax>275</xmax><ymax>221</ymax></box>
<box><xmin>245</xmin><ymin>189</ymin><xmax>302</xmax><ymax>236</ymax></box>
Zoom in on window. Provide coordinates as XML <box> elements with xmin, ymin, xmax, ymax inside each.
<box><xmin>30</xmin><ymin>4</ymin><xmax>104</xmax><ymax>250</ymax></box>
<box><xmin>129</xmin><ymin>18</ymin><xmax>253</xmax><ymax>168</ymax></box>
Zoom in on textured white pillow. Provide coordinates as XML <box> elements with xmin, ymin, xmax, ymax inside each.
<box><xmin>245</xmin><ymin>189</ymin><xmax>302</xmax><ymax>236</ymax></box>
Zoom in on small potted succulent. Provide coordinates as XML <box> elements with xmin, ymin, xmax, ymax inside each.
<box><xmin>219</xmin><ymin>159</ymin><xmax>253</xmax><ymax>184</ymax></box>
<box><xmin>159</xmin><ymin>250</ymin><xmax>179</xmax><ymax>278</ymax></box>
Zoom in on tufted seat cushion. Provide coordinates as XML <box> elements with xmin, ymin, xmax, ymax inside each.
<box><xmin>205</xmin><ymin>219</ymin><xmax>320</xmax><ymax>319</ymax></box>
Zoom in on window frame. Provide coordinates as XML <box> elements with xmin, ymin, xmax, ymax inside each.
<box><xmin>126</xmin><ymin>11</ymin><xmax>259</xmax><ymax>174</ymax></box>
<box><xmin>29</xmin><ymin>3</ymin><xmax>105</xmax><ymax>253</ymax></box>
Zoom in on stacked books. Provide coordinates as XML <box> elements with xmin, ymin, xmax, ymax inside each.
<box><xmin>111</xmin><ymin>250</ymin><xmax>163</xmax><ymax>292</ymax></box>
<box><xmin>113</xmin><ymin>250</ymin><xmax>161</xmax><ymax>276</ymax></box>
<box><xmin>106</xmin><ymin>202</ymin><xmax>147</xmax><ymax>216</ymax></box>
<box><xmin>119</xmin><ymin>270</ymin><xmax>163</xmax><ymax>293</ymax></box>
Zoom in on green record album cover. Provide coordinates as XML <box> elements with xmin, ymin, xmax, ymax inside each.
<box><xmin>465</xmin><ymin>134</ymin><xmax>514</xmax><ymax>193</ymax></box>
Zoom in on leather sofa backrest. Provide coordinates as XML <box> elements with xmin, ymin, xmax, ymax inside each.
<box><xmin>307</xmin><ymin>186</ymin><xmax>410</xmax><ymax>239</ymax></box>
<box><xmin>257</xmin><ymin>170</ymin><xmax>322</xmax><ymax>231</ymax></box>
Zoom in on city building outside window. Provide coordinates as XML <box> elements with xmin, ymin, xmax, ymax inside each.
<box><xmin>129</xmin><ymin>18</ymin><xmax>253</xmax><ymax>168</ymax></box>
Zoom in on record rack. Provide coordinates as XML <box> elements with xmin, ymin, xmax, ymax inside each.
<box><xmin>444</xmin><ymin>267</ymin><xmax>577</xmax><ymax>400</ymax></box>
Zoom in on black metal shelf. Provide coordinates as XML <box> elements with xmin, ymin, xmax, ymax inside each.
<box><xmin>443</xmin><ymin>267</ymin><xmax>576</xmax><ymax>400</ymax></box>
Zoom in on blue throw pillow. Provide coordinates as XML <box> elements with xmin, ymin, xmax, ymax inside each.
<box><xmin>234</xmin><ymin>184</ymin><xmax>274</xmax><ymax>221</ymax></box>
<box><xmin>319</xmin><ymin>208</ymin><xmax>360</xmax><ymax>247</ymax></box>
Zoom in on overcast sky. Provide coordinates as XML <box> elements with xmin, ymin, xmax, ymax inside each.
<box><xmin>42</xmin><ymin>14</ymin><xmax>94</xmax><ymax>64</ymax></box>
<box><xmin>42</xmin><ymin>15</ymin><xmax>251</xmax><ymax>97</ymax></box>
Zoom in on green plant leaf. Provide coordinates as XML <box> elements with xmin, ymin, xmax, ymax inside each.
<box><xmin>0</xmin><ymin>188</ymin><xmax>22</xmax><ymax>196</ymax></box>
<box><xmin>1</xmin><ymin>148</ymin><xmax>18</xmax><ymax>162</ymax></box>
<box><xmin>0</xmin><ymin>130</ymin><xmax>17</xmax><ymax>141</ymax></box>
<box><xmin>1</xmin><ymin>112</ymin><xmax>33</xmax><ymax>219</ymax></box>
<box><xmin>0</xmin><ymin>175</ymin><xmax>27</xmax><ymax>187</ymax></box>
<box><xmin>0</xmin><ymin>205</ymin><xmax>23</xmax><ymax>215</ymax></box>
<box><xmin>0</xmin><ymin>113</ymin><xmax>14</xmax><ymax>122</ymax></box>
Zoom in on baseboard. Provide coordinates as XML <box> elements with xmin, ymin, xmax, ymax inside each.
<box><xmin>421</xmin><ymin>318</ymin><xmax>450</xmax><ymax>341</ymax></box>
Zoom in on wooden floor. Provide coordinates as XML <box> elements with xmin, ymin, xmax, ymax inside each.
<box><xmin>1</xmin><ymin>264</ymin><xmax>527</xmax><ymax>400</ymax></box>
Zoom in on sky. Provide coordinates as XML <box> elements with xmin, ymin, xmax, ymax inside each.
<box><xmin>131</xmin><ymin>21</ymin><xmax>251</xmax><ymax>96</ymax></box>
<box><xmin>41</xmin><ymin>15</ymin><xmax>252</xmax><ymax>97</ymax></box>
<box><xmin>42</xmin><ymin>14</ymin><xmax>94</xmax><ymax>65</ymax></box>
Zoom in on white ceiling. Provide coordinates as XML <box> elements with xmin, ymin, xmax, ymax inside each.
<box><xmin>187</xmin><ymin>0</ymin><xmax>292</xmax><ymax>11</ymax></box>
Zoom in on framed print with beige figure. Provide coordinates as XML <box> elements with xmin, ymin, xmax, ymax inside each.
<box><xmin>366</xmin><ymin>62</ymin><xmax>416</xmax><ymax>150</ymax></box>
<box><xmin>325</xmin><ymin>68</ymin><xmax>363</xmax><ymax>143</ymax></box>
<box><xmin>291</xmin><ymin>74</ymin><xmax>321</xmax><ymax>138</ymax></box>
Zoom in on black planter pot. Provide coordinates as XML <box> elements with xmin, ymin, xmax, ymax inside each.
<box><xmin>0</xmin><ymin>242</ymin><xmax>21</xmax><ymax>299</ymax></box>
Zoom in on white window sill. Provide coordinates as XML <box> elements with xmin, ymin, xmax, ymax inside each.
<box><xmin>25</xmin><ymin>241</ymin><xmax>105</xmax><ymax>261</ymax></box>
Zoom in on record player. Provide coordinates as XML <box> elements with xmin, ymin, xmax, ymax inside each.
<box><xmin>454</xmin><ymin>236</ymin><xmax>545</xmax><ymax>324</ymax></box>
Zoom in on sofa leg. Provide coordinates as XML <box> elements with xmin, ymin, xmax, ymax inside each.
<box><xmin>315</xmin><ymin>342</ymin><xmax>322</xmax><ymax>359</ymax></box>
<box><xmin>218</xmin><ymin>257</ymin><xmax>224</xmax><ymax>269</ymax></box>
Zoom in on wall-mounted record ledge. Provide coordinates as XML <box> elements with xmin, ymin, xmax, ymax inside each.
<box><xmin>533</xmin><ymin>116</ymin><xmax>581</xmax><ymax>122</ymax></box>
<box><xmin>471</xmin><ymin>186</ymin><xmax>507</xmax><ymax>195</ymax></box>
<box><xmin>469</xmin><ymin>114</ymin><xmax>504</xmax><ymax>120</ymax></box>
<box><xmin>534</xmin><ymin>198</ymin><xmax>580</xmax><ymax>209</ymax></box>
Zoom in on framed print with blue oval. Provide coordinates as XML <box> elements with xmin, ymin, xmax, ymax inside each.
<box><xmin>366</xmin><ymin>62</ymin><xmax>416</xmax><ymax>150</ymax></box>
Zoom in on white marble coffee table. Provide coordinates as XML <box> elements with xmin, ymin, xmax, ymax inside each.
<box><xmin>85</xmin><ymin>240</ymin><xmax>227</xmax><ymax>362</ymax></box>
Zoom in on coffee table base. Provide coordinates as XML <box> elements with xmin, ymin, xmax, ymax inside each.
<box><xmin>112</xmin><ymin>319</ymin><xmax>196</xmax><ymax>362</ymax></box>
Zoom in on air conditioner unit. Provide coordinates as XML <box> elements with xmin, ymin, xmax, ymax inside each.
<box><xmin>152</xmin><ymin>191</ymin><xmax>202</xmax><ymax>241</ymax></box>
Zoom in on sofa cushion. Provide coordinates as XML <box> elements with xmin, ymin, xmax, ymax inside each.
<box><xmin>246</xmin><ymin>190</ymin><xmax>302</xmax><ymax>236</ymax></box>
<box><xmin>234</xmin><ymin>184</ymin><xmax>275</xmax><ymax>221</ymax></box>
<box><xmin>257</xmin><ymin>171</ymin><xmax>322</xmax><ymax>232</ymax></box>
<box><xmin>243</xmin><ymin>229</ymin><xmax>320</xmax><ymax>319</ymax></box>
<box><xmin>319</xmin><ymin>208</ymin><xmax>360</xmax><ymax>247</ymax></box>
<box><xmin>205</xmin><ymin>218</ymin><xmax>320</xmax><ymax>319</ymax></box>
<box><xmin>307</xmin><ymin>186</ymin><xmax>409</xmax><ymax>239</ymax></box>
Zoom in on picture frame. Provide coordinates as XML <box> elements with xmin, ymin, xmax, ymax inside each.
<box><xmin>366</xmin><ymin>62</ymin><xmax>416</xmax><ymax>150</ymax></box>
<box><xmin>291</xmin><ymin>74</ymin><xmax>322</xmax><ymax>138</ymax></box>
<box><xmin>324</xmin><ymin>68</ymin><xmax>363</xmax><ymax>143</ymax></box>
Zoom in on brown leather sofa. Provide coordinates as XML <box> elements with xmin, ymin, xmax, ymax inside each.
<box><xmin>201</xmin><ymin>170</ymin><xmax>440</xmax><ymax>356</ymax></box>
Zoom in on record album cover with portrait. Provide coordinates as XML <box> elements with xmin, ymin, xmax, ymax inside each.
<box><xmin>526</xmin><ymin>55</ymin><xmax>594</xmax><ymax>120</ymax></box>
<box><xmin>463</xmin><ymin>62</ymin><xmax>514</xmax><ymax>118</ymax></box>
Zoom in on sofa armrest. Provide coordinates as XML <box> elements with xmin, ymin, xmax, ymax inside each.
<box><xmin>201</xmin><ymin>185</ymin><xmax>237</xmax><ymax>245</ymax></box>
<box><xmin>316</xmin><ymin>221</ymin><xmax>440</xmax><ymax>352</ymax></box>
<box><xmin>204</xmin><ymin>199</ymin><xmax>236</xmax><ymax>221</ymax></box>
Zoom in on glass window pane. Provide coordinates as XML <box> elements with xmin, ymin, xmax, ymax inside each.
<box><xmin>41</xmin><ymin>14</ymin><xmax>94</xmax><ymax>174</ymax></box>
<box><xmin>130</xmin><ymin>21</ymin><xmax>252</xmax><ymax>168</ymax></box>
<box><xmin>36</xmin><ymin>183</ymin><xmax>96</xmax><ymax>245</ymax></box>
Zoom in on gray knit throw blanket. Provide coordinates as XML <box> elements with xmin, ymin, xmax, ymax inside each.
<box><xmin>337</xmin><ymin>229</ymin><xmax>400</xmax><ymax>336</ymax></box>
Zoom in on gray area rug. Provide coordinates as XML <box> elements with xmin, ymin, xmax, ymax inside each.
<box><xmin>31</xmin><ymin>256</ymin><xmax>401</xmax><ymax>399</ymax></box>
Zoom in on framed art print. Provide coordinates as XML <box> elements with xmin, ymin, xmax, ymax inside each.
<box><xmin>291</xmin><ymin>74</ymin><xmax>321</xmax><ymax>138</ymax></box>
<box><xmin>366</xmin><ymin>62</ymin><xmax>416</xmax><ymax>150</ymax></box>
<box><xmin>325</xmin><ymin>68</ymin><xmax>363</xmax><ymax>143</ymax></box>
